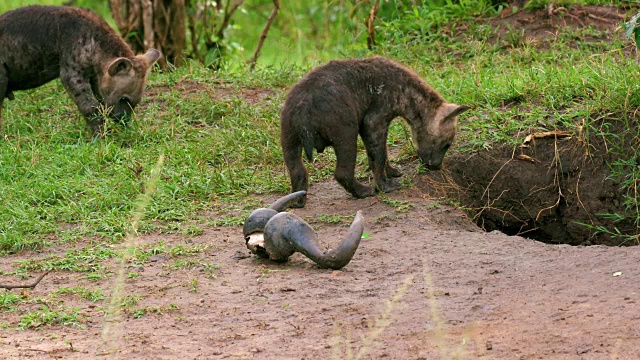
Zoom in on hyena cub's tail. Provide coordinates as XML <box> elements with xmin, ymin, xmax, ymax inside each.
<box><xmin>301</xmin><ymin>131</ymin><xmax>315</xmax><ymax>163</ymax></box>
<box><xmin>293</xmin><ymin>113</ymin><xmax>315</xmax><ymax>163</ymax></box>
<box><xmin>283</xmin><ymin>103</ymin><xmax>315</xmax><ymax>162</ymax></box>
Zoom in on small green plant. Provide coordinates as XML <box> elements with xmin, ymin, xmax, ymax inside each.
<box><xmin>380</xmin><ymin>196</ymin><xmax>414</xmax><ymax>212</ymax></box>
<box><xmin>426</xmin><ymin>200</ymin><xmax>442</xmax><ymax>210</ymax></box>
<box><xmin>119</xmin><ymin>294</ymin><xmax>141</xmax><ymax>308</ymax></box>
<box><xmin>131</xmin><ymin>303</ymin><xmax>180</xmax><ymax>319</ymax></box>
<box><xmin>187</xmin><ymin>278</ymin><xmax>199</xmax><ymax>292</ymax></box>
<box><xmin>256</xmin><ymin>265</ymin><xmax>289</xmax><ymax>280</ymax></box>
<box><xmin>181</xmin><ymin>224</ymin><xmax>204</xmax><ymax>236</ymax></box>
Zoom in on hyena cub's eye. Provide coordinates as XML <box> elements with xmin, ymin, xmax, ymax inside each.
<box><xmin>120</xmin><ymin>97</ymin><xmax>132</xmax><ymax>105</ymax></box>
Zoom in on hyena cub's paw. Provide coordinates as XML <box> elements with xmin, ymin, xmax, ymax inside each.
<box><xmin>376</xmin><ymin>178</ymin><xmax>401</xmax><ymax>194</ymax></box>
<box><xmin>386</xmin><ymin>165</ymin><xmax>403</xmax><ymax>178</ymax></box>
<box><xmin>289</xmin><ymin>196</ymin><xmax>307</xmax><ymax>208</ymax></box>
<box><xmin>353</xmin><ymin>184</ymin><xmax>376</xmax><ymax>199</ymax></box>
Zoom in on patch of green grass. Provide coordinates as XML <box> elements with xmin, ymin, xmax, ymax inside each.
<box><xmin>380</xmin><ymin>196</ymin><xmax>414</xmax><ymax>213</ymax></box>
<box><xmin>18</xmin><ymin>305</ymin><xmax>82</xmax><ymax>330</ymax></box>
<box><xmin>312</xmin><ymin>214</ymin><xmax>354</xmax><ymax>226</ymax></box>
<box><xmin>132</xmin><ymin>242</ymin><xmax>210</xmax><ymax>264</ymax></box>
<box><xmin>426</xmin><ymin>200</ymin><xmax>442</xmax><ymax>211</ymax></box>
<box><xmin>0</xmin><ymin>64</ymin><xmax>296</xmax><ymax>254</ymax></box>
<box><xmin>11</xmin><ymin>245</ymin><xmax>116</xmax><ymax>280</ymax></box>
<box><xmin>0</xmin><ymin>292</ymin><xmax>23</xmax><ymax>311</ymax></box>
<box><xmin>51</xmin><ymin>287</ymin><xmax>106</xmax><ymax>302</ymax></box>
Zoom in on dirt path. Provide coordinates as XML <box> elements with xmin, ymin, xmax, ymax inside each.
<box><xmin>1</xmin><ymin>178</ymin><xmax>638</xmax><ymax>359</ymax></box>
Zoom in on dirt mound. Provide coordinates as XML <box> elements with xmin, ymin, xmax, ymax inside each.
<box><xmin>490</xmin><ymin>4</ymin><xmax>628</xmax><ymax>48</ymax></box>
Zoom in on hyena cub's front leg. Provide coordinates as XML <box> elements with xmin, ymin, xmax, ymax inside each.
<box><xmin>334</xmin><ymin>140</ymin><xmax>376</xmax><ymax>199</ymax></box>
<box><xmin>361</xmin><ymin>122</ymin><xmax>401</xmax><ymax>194</ymax></box>
<box><xmin>60</xmin><ymin>67</ymin><xmax>103</xmax><ymax>135</ymax></box>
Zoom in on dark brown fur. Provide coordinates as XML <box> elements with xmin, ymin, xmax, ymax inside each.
<box><xmin>280</xmin><ymin>57</ymin><xmax>470</xmax><ymax>207</ymax></box>
<box><xmin>0</xmin><ymin>5</ymin><xmax>160</xmax><ymax>134</ymax></box>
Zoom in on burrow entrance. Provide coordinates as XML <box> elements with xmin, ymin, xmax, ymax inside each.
<box><xmin>420</xmin><ymin>130</ymin><xmax>638</xmax><ymax>246</ymax></box>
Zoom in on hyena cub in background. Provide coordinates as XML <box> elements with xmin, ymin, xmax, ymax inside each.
<box><xmin>0</xmin><ymin>5</ymin><xmax>160</xmax><ymax>134</ymax></box>
<box><xmin>280</xmin><ymin>57</ymin><xmax>470</xmax><ymax>208</ymax></box>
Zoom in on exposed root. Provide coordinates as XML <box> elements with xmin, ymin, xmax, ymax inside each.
<box><xmin>480</xmin><ymin>147</ymin><xmax>516</xmax><ymax>202</ymax></box>
<box><xmin>535</xmin><ymin>134</ymin><xmax>563</xmax><ymax>221</ymax></box>
<box><xmin>0</xmin><ymin>271</ymin><xmax>50</xmax><ymax>290</ymax></box>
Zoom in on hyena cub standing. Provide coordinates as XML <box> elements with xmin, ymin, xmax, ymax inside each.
<box><xmin>0</xmin><ymin>5</ymin><xmax>160</xmax><ymax>134</ymax></box>
<box><xmin>280</xmin><ymin>57</ymin><xmax>470</xmax><ymax>207</ymax></box>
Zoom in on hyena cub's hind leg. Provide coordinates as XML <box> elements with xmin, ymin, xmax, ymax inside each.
<box><xmin>281</xmin><ymin>131</ymin><xmax>309</xmax><ymax>208</ymax></box>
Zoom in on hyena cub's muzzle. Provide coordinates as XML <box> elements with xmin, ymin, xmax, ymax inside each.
<box><xmin>418</xmin><ymin>146</ymin><xmax>449</xmax><ymax>170</ymax></box>
<box><xmin>108</xmin><ymin>97</ymin><xmax>136</xmax><ymax>123</ymax></box>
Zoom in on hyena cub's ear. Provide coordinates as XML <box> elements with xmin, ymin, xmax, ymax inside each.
<box><xmin>438</xmin><ymin>103</ymin><xmax>471</xmax><ymax>123</ymax></box>
<box><xmin>107</xmin><ymin>58</ymin><xmax>133</xmax><ymax>76</ymax></box>
<box><xmin>138</xmin><ymin>49</ymin><xmax>162</xmax><ymax>68</ymax></box>
<box><xmin>107</xmin><ymin>49</ymin><xmax>161</xmax><ymax>76</ymax></box>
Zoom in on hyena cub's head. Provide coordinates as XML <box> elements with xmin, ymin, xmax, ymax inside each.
<box><xmin>99</xmin><ymin>49</ymin><xmax>161</xmax><ymax>121</ymax></box>
<box><xmin>412</xmin><ymin>103</ymin><xmax>470</xmax><ymax>170</ymax></box>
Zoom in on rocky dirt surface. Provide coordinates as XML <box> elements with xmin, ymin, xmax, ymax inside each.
<box><xmin>1</xmin><ymin>178</ymin><xmax>639</xmax><ymax>359</ymax></box>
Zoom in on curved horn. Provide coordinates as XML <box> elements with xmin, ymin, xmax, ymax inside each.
<box><xmin>243</xmin><ymin>208</ymin><xmax>277</xmax><ymax>239</ymax></box>
<box><xmin>263</xmin><ymin>211</ymin><xmax>365</xmax><ymax>269</ymax></box>
<box><xmin>268</xmin><ymin>191</ymin><xmax>307</xmax><ymax>212</ymax></box>
<box><xmin>243</xmin><ymin>207</ymin><xmax>278</xmax><ymax>259</ymax></box>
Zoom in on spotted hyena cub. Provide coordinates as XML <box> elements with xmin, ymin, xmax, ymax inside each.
<box><xmin>0</xmin><ymin>5</ymin><xmax>160</xmax><ymax>134</ymax></box>
<box><xmin>280</xmin><ymin>57</ymin><xmax>470</xmax><ymax>207</ymax></box>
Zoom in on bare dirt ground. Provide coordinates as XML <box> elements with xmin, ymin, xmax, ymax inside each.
<box><xmin>1</xmin><ymin>177</ymin><xmax>639</xmax><ymax>359</ymax></box>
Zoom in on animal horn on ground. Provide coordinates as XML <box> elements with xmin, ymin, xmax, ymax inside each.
<box><xmin>268</xmin><ymin>190</ymin><xmax>307</xmax><ymax>212</ymax></box>
<box><xmin>242</xmin><ymin>192</ymin><xmax>365</xmax><ymax>270</ymax></box>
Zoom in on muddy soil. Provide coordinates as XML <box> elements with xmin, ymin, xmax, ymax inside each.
<box><xmin>1</xmin><ymin>178</ymin><xmax>639</xmax><ymax>359</ymax></box>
